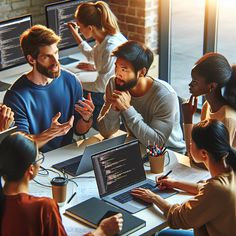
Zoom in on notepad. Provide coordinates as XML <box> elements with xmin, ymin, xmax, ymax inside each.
<box><xmin>65</xmin><ymin>197</ymin><xmax>146</xmax><ymax>236</ymax></box>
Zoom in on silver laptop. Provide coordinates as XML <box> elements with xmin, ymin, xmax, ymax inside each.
<box><xmin>0</xmin><ymin>126</ymin><xmax>18</xmax><ymax>143</ymax></box>
<box><xmin>52</xmin><ymin>134</ymin><xmax>127</xmax><ymax>176</ymax></box>
<box><xmin>92</xmin><ymin>140</ymin><xmax>178</xmax><ymax>214</ymax></box>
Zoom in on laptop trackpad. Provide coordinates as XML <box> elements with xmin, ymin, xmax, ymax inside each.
<box><xmin>122</xmin><ymin>199</ymin><xmax>150</xmax><ymax>213</ymax></box>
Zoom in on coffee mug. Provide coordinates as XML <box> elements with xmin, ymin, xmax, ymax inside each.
<box><xmin>51</xmin><ymin>177</ymin><xmax>68</xmax><ymax>206</ymax></box>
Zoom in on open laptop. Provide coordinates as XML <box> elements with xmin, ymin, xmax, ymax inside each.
<box><xmin>91</xmin><ymin>140</ymin><xmax>178</xmax><ymax>214</ymax></box>
<box><xmin>52</xmin><ymin>134</ymin><xmax>127</xmax><ymax>177</ymax></box>
<box><xmin>0</xmin><ymin>126</ymin><xmax>18</xmax><ymax>143</ymax></box>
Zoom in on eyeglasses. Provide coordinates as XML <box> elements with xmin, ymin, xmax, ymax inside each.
<box><xmin>32</xmin><ymin>152</ymin><xmax>45</xmax><ymax>165</ymax></box>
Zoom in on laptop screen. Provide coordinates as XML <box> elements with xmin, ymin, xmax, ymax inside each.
<box><xmin>92</xmin><ymin>140</ymin><xmax>146</xmax><ymax>197</ymax></box>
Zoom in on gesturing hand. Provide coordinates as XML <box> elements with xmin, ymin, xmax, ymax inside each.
<box><xmin>75</xmin><ymin>93</ymin><xmax>95</xmax><ymax>122</ymax></box>
<box><xmin>49</xmin><ymin>112</ymin><xmax>74</xmax><ymax>137</ymax></box>
<box><xmin>0</xmin><ymin>105</ymin><xmax>14</xmax><ymax>132</ymax></box>
<box><xmin>77</xmin><ymin>62</ymin><xmax>96</xmax><ymax>71</ymax></box>
<box><xmin>182</xmin><ymin>95</ymin><xmax>198</xmax><ymax>123</ymax></box>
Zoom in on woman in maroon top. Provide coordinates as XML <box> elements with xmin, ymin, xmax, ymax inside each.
<box><xmin>0</xmin><ymin>133</ymin><xmax>123</xmax><ymax>236</ymax></box>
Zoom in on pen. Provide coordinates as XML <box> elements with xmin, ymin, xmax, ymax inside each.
<box><xmin>161</xmin><ymin>146</ymin><xmax>167</xmax><ymax>154</ymax></box>
<box><xmin>67</xmin><ymin>192</ymin><xmax>76</xmax><ymax>204</ymax></box>
<box><xmin>155</xmin><ymin>170</ymin><xmax>172</xmax><ymax>187</ymax></box>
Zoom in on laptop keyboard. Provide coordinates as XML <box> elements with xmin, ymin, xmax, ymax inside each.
<box><xmin>62</xmin><ymin>160</ymin><xmax>81</xmax><ymax>173</ymax></box>
<box><xmin>53</xmin><ymin>155</ymin><xmax>83</xmax><ymax>174</ymax></box>
<box><xmin>113</xmin><ymin>183</ymin><xmax>156</xmax><ymax>204</ymax></box>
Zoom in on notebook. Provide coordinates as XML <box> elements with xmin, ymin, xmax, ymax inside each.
<box><xmin>65</xmin><ymin>197</ymin><xmax>146</xmax><ymax>236</ymax></box>
<box><xmin>0</xmin><ymin>126</ymin><xmax>17</xmax><ymax>143</ymax></box>
<box><xmin>91</xmin><ymin>140</ymin><xmax>178</xmax><ymax>214</ymax></box>
<box><xmin>52</xmin><ymin>134</ymin><xmax>127</xmax><ymax>176</ymax></box>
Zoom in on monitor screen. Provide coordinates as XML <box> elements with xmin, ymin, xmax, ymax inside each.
<box><xmin>45</xmin><ymin>0</ymin><xmax>94</xmax><ymax>50</ymax></box>
<box><xmin>0</xmin><ymin>15</ymin><xmax>32</xmax><ymax>71</ymax></box>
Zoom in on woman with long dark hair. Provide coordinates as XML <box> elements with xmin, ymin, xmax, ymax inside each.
<box><xmin>132</xmin><ymin>120</ymin><xmax>236</xmax><ymax>236</ymax></box>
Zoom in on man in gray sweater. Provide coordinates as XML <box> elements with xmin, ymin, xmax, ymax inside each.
<box><xmin>97</xmin><ymin>41</ymin><xmax>185</xmax><ymax>153</ymax></box>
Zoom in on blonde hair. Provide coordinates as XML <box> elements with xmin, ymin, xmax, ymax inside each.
<box><xmin>75</xmin><ymin>1</ymin><xmax>119</xmax><ymax>35</ymax></box>
<box><xmin>20</xmin><ymin>24</ymin><xmax>61</xmax><ymax>61</ymax></box>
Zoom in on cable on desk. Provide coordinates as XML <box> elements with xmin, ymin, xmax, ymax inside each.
<box><xmin>46</xmin><ymin>168</ymin><xmax>61</xmax><ymax>177</ymax></box>
<box><xmin>33</xmin><ymin>179</ymin><xmax>51</xmax><ymax>188</ymax></box>
<box><xmin>38</xmin><ymin>166</ymin><xmax>49</xmax><ymax>176</ymax></box>
<box><xmin>68</xmin><ymin>178</ymin><xmax>78</xmax><ymax>187</ymax></box>
<box><xmin>33</xmin><ymin>167</ymin><xmax>61</xmax><ymax>188</ymax></box>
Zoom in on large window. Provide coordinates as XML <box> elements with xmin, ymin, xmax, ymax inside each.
<box><xmin>217</xmin><ymin>0</ymin><xmax>236</xmax><ymax>64</ymax></box>
<box><xmin>170</xmin><ymin>0</ymin><xmax>205</xmax><ymax>100</ymax></box>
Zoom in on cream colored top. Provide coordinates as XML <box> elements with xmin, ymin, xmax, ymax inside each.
<box><xmin>201</xmin><ymin>102</ymin><xmax>236</xmax><ymax>147</ymax></box>
<box><xmin>165</xmin><ymin>170</ymin><xmax>236</xmax><ymax>236</ymax></box>
<box><xmin>184</xmin><ymin>102</ymin><xmax>236</xmax><ymax>153</ymax></box>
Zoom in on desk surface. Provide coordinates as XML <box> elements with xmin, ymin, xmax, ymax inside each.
<box><xmin>29</xmin><ymin>133</ymin><xmax>210</xmax><ymax>236</ymax></box>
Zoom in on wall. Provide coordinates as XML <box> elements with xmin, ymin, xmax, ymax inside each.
<box><xmin>0</xmin><ymin>0</ymin><xmax>57</xmax><ymax>25</ymax></box>
<box><xmin>108</xmin><ymin>0</ymin><xmax>158</xmax><ymax>52</ymax></box>
<box><xmin>0</xmin><ymin>0</ymin><xmax>158</xmax><ymax>51</ymax></box>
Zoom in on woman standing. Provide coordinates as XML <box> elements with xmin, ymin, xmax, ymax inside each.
<box><xmin>68</xmin><ymin>1</ymin><xmax>127</xmax><ymax>129</ymax></box>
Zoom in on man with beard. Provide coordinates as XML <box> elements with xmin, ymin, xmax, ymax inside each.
<box><xmin>97</xmin><ymin>41</ymin><xmax>185</xmax><ymax>153</ymax></box>
<box><xmin>3</xmin><ymin>25</ymin><xmax>94</xmax><ymax>152</ymax></box>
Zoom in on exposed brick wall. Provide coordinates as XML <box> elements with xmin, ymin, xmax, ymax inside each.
<box><xmin>0</xmin><ymin>0</ymin><xmax>58</xmax><ymax>25</ymax></box>
<box><xmin>0</xmin><ymin>0</ymin><xmax>158</xmax><ymax>51</ymax></box>
<box><xmin>108</xmin><ymin>0</ymin><xmax>158</xmax><ymax>52</ymax></box>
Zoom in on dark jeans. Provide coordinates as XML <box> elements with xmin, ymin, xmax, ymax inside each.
<box><xmin>83</xmin><ymin>90</ymin><xmax>104</xmax><ymax>130</ymax></box>
<box><xmin>157</xmin><ymin>229</ymin><xmax>194</xmax><ymax>236</ymax></box>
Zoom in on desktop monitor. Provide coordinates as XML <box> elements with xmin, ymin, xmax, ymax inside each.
<box><xmin>45</xmin><ymin>0</ymin><xmax>94</xmax><ymax>51</ymax></box>
<box><xmin>0</xmin><ymin>15</ymin><xmax>32</xmax><ymax>71</ymax></box>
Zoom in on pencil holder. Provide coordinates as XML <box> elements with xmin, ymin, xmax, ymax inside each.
<box><xmin>149</xmin><ymin>151</ymin><xmax>170</xmax><ymax>174</ymax></box>
<box><xmin>149</xmin><ymin>154</ymin><xmax>164</xmax><ymax>174</ymax></box>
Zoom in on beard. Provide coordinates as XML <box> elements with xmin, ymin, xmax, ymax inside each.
<box><xmin>36</xmin><ymin>60</ymin><xmax>60</xmax><ymax>78</ymax></box>
<box><xmin>115</xmin><ymin>77</ymin><xmax>138</xmax><ymax>91</ymax></box>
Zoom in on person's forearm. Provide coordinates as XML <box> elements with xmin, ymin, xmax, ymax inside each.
<box><xmin>97</xmin><ymin>106</ymin><xmax>120</xmax><ymax>138</ymax></box>
<box><xmin>28</xmin><ymin>128</ymin><xmax>57</xmax><ymax>148</ymax></box>
<box><xmin>183</xmin><ymin>123</ymin><xmax>193</xmax><ymax>155</ymax></box>
<box><xmin>171</xmin><ymin>180</ymin><xmax>200</xmax><ymax>195</ymax></box>
<box><xmin>151</xmin><ymin>194</ymin><xmax>172</xmax><ymax>216</ymax></box>
<box><xmin>122</xmin><ymin>107</ymin><xmax>169</xmax><ymax>147</ymax></box>
<box><xmin>75</xmin><ymin>118</ymin><xmax>93</xmax><ymax>135</ymax></box>
<box><xmin>83</xmin><ymin>227</ymin><xmax>105</xmax><ymax>236</ymax></box>
<box><xmin>70</xmin><ymin>29</ymin><xmax>83</xmax><ymax>45</ymax></box>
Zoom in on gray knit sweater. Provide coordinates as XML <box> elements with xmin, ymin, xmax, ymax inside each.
<box><xmin>97</xmin><ymin>77</ymin><xmax>186</xmax><ymax>153</ymax></box>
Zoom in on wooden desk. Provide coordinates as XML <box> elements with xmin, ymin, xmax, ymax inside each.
<box><xmin>29</xmin><ymin>134</ymin><xmax>210</xmax><ymax>236</ymax></box>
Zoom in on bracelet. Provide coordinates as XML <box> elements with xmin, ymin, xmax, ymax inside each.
<box><xmin>82</xmin><ymin>115</ymin><xmax>93</xmax><ymax>123</ymax></box>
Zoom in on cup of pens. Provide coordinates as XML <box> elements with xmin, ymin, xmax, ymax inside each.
<box><xmin>146</xmin><ymin>143</ymin><xmax>169</xmax><ymax>174</ymax></box>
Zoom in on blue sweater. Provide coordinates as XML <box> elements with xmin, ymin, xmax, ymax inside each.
<box><xmin>4</xmin><ymin>69</ymin><xmax>83</xmax><ymax>152</ymax></box>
